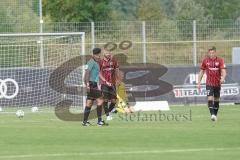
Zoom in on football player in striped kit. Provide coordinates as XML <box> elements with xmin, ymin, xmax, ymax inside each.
<box><xmin>198</xmin><ymin>46</ymin><xmax>227</xmax><ymax>121</ymax></box>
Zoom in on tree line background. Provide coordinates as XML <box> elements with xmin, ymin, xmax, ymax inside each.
<box><xmin>42</xmin><ymin>0</ymin><xmax>240</xmax><ymax>22</ymax></box>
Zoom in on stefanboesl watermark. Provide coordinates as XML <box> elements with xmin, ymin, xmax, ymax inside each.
<box><xmin>118</xmin><ymin>110</ymin><xmax>192</xmax><ymax>122</ymax></box>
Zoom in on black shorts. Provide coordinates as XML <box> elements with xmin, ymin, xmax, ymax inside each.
<box><xmin>101</xmin><ymin>84</ymin><xmax>117</xmax><ymax>100</ymax></box>
<box><xmin>206</xmin><ymin>85</ymin><xmax>221</xmax><ymax>98</ymax></box>
<box><xmin>86</xmin><ymin>81</ymin><xmax>102</xmax><ymax>100</ymax></box>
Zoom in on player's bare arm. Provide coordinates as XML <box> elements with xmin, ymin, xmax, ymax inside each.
<box><xmin>220</xmin><ymin>68</ymin><xmax>226</xmax><ymax>84</ymax></box>
<box><xmin>115</xmin><ymin>68</ymin><xmax>120</xmax><ymax>83</ymax></box>
<box><xmin>99</xmin><ymin>72</ymin><xmax>111</xmax><ymax>86</ymax></box>
<box><xmin>198</xmin><ymin>69</ymin><xmax>205</xmax><ymax>90</ymax></box>
<box><xmin>83</xmin><ymin>70</ymin><xmax>90</xmax><ymax>88</ymax></box>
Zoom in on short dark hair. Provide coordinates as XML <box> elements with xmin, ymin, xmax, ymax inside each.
<box><xmin>208</xmin><ymin>46</ymin><xmax>216</xmax><ymax>51</ymax></box>
<box><xmin>92</xmin><ymin>48</ymin><xmax>101</xmax><ymax>55</ymax></box>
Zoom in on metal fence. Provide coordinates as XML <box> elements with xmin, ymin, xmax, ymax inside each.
<box><xmin>1</xmin><ymin>0</ymin><xmax>240</xmax><ymax>106</ymax></box>
<box><xmin>1</xmin><ymin>0</ymin><xmax>240</xmax><ymax>66</ymax></box>
<box><xmin>1</xmin><ymin>20</ymin><xmax>240</xmax><ymax>66</ymax></box>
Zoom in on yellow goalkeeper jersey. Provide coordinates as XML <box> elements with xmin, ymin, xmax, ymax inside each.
<box><xmin>116</xmin><ymin>82</ymin><xmax>128</xmax><ymax>113</ymax></box>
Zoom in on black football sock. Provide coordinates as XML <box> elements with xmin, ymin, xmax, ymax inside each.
<box><xmin>103</xmin><ymin>102</ymin><xmax>109</xmax><ymax>116</ymax></box>
<box><xmin>109</xmin><ymin>102</ymin><xmax>116</xmax><ymax>112</ymax></box>
<box><xmin>83</xmin><ymin>106</ymin><xmax>91</xmax><ymax>122</ymax></box>
<box><xmin>96</xmin><ymin>105</ymin><xmax>102</xmax><ymax>122</ymax></box>
<box><xmin>214</xmin><ymin>101</ymin><xmax>219</xmax><ymax>116</ymax></box>
<box><xmin>208</xmin><ymin>100</ymin><xmax>214</xmax><ymax>115</ymax></box>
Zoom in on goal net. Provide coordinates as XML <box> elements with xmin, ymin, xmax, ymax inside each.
<box><xmin>0</xmin><ymin>32</ymin><xmax>86</xmax><ymax>111</ymax></box>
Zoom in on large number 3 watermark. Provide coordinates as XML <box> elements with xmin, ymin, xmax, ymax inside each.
<box><xmin>49</xmin><ymin>40</ymin><xmax>173</xmax><ymax>121</ymax></box>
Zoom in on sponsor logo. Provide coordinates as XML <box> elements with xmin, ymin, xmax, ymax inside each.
<box><xmin>103</xmin><ymin>68</ymin><xmax>114</xmax><ymax>71</ymax></box>
<box><xmin>0</xmin><ymin>78</ymin><xmax>19</xmax><ymax>99</ymax></box>
<box><xmin>173</xmin><ymin>87</ymin><xmax>239</xmax><ymax>98</ymax></box>
<box><xmin>209</xmin><ymin>68</ymin><xmax>219</xmax><ymax>71</ymax></box>
<box><xmin>187</xmin><ymin>73</ymin><xmax>206</xmax><ymax>84</ymax></box>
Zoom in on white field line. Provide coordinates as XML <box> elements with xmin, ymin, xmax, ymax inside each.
<box><xmin>0</xmin><ymin>147</ymin><xmax>240</xmax><ymax>159</ymax></box>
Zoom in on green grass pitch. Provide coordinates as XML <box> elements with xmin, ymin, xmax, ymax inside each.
<box><xmin>0</xmin><ymin>105</ymin><xmax>240</xmax><ymax>160</ymax></box>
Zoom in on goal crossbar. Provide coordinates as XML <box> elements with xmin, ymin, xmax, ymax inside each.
<box><xmin>0</xmin><ymin>32</ymin><xmax>85</xmax><ymax>37</ymax></box>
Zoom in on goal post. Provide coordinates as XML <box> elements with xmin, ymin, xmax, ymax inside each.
<box><xmin>0</xmin><ymin>32</ymin><xmax>86</xmax><ymax>110</ymax></box>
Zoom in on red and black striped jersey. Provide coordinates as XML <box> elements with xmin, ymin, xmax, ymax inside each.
<box><xmin>99</xmin><ymin>56</ymin><xmax>119</xmax><ymax>86</ymax></box>
<box><xmin>201</xmin><ymin>57</ymin><xmax>226</xmax><ymax>87</ymax></box>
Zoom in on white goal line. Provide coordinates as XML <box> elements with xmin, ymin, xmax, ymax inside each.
<box><xmin>0</xmin><ymin>147</ymin><xmax>240</xmax><ymax>159</ymax></box>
